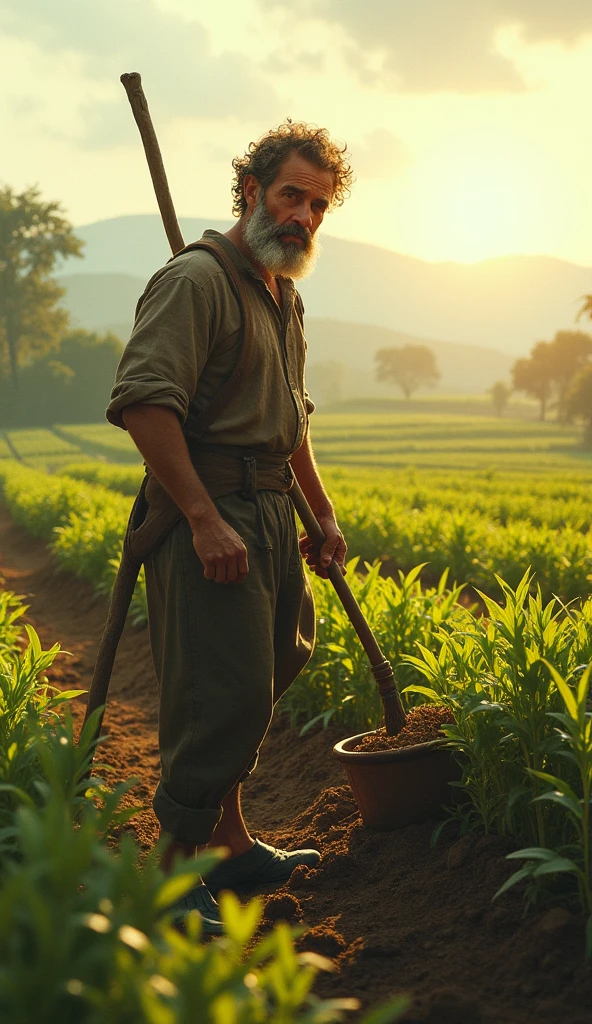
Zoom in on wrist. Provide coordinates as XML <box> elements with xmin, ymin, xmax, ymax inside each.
<box><xmin>186</xmin><ymin>499</ymin><xmax>219</xmax><ymax>530</ymax></box>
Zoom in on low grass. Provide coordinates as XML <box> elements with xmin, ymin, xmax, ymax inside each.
<box><xmin>309</xmin><ymin>412</ymin><xmax>589</xmax><ymax>472</ymax></box>
<box><xmin>54</xmin><ymin>423</ymin><xmax>141</xmax><ymax>462</ymax></box>
<box><xmin>5</xmin><ymin>409</ymin><xmax>589</xmax><ymax>474</ymax></box>
<box><xmin>5</xmin><ymin>429</ymin><xmax>81</xmax><ymax>460</ymax></box>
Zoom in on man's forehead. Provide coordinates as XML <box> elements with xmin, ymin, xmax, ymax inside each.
<box><xmin>273</xmin><ymin>154</ymin><xmax>335</xmax><ymax>199</ymax></box>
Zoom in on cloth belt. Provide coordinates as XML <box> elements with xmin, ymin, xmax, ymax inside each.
<box><xmin>127</xmin><ymin>444</ymin><xmax>294</xmax><ymax>561</ymax></box>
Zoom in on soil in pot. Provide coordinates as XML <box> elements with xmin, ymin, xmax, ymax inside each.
<box><xmin>352</xmin><ymin>704</ymin><xmax>454</xmax><ymax>751</ymax></box>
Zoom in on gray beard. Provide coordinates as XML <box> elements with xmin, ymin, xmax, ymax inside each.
<box><xmin>243</xmin><ymin>194</ymin><xmax>320</xmax><ymax>280</ymax></box>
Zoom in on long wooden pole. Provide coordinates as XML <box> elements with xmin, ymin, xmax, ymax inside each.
<box><xmin>120</xmin><ymin>73</ymin><xmax>184</xmax><ymax>255</ymax></box>
<box><xmin>119</xmin><ymin>72</ymin><xmax>406</xmax><ymax>736</ymax></box>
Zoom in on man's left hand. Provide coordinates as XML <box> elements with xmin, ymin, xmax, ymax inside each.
<box><xmin>299</xmin><ymin>514</ymin><xmax>347</xmax><ymax>579</ymax></box>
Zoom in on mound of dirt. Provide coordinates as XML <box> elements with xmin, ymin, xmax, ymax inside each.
<box><xmin>352</xmin><ymin>705</ymin><xmax>455</xmax><ymax>751</ymax></box>
<box><xmin>2</xmin><ymin>502</ymin><xmax>591</xmax><ymax>1024</ymax></box>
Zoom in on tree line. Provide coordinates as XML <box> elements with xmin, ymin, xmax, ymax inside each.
<box><xmin>373</xmin><ymin>331</ymin><xmax>592</xmax><ymax>446</ymax></box>
<box><xmin>0</xmin><ymin>185</ymin><xmax>122</xmax><ymax>427</ymax></box>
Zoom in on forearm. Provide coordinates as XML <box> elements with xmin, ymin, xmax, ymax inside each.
<box><xmin>291</xmin><ymin>431</ymin><xmax>334</xmax><ymax>519</ymax></box>
<box><xmin>121</xmin><ymin>404</ymin><xmax>217</xmax><ymax>527</ymax></box>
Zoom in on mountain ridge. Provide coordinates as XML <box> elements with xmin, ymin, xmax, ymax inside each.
<box><xmin>59</xmin><ymin>215</ymin><xmax>592</xmax><ymax>356</ymax></box>
<box><xmin>57</xmin><ymin>273</ymin><xmax>515</xmax><ymax>399</ymax></box>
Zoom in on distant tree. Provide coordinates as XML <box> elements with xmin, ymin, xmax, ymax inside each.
<box><xmin>0</xmin><ymin>328</ymin><xmax>122</xmax><ymax>427</ymax></box>
<box><xmin>565</xmin><ymin>365</ymin><xmax>592</xmax><ymax>450</ymax></box>
<box><xmin>488</xmin><ymin>380</ymin><xmax>511</xmax><ymax>417</ymax></box>
<box><xmin>547</xmin><ymin>330</ymin><xmax>592</xmax><ymax>417</ymax></box>
<box><xmin>375</xmin><ymin>344</ymin><xmax>439</xmax><ymax>399</ymax></box>
<box><xmin>512</xmin><ymin>341</ymin><xmax>555</xmax><ymax>421</ymax></box>
<box><xmin>511</xmin><ymin>331</ymin><xmax>592</xmax><ymax>421</ymax></box>
<box><xmin>0</xmin><ymin>185</ymin><xmax>83</xmax><ymax>388</ymax></box>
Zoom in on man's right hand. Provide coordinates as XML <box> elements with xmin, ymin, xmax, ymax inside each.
<box><xmin>121</xmin><ymin>406</ymin><xmax>249</xmax><ymax>583</ymax></box>
<box><xmin>190</xmin><ymin>510</ymin><xmax>249</xmax><ymax>584</ymax></box>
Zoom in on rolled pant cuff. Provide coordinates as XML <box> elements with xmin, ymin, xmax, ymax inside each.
<box><xmin>154</xmin><ymin>782</ymin><xmax>222</xmax><ymax>845</ymax></box>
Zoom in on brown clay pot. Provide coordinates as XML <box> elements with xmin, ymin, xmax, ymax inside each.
<box><xmin>333</xmin><ymin>730</ymin><xmax>461</xmax><ymax>830</ymax></box>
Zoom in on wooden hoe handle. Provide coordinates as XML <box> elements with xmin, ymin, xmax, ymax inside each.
<box><xmin>120</xmin><ymin>72</ymin><xmax>185</xmax><ymax>255</ymax></box>
<box><xmin>289</xmin><ymin>478</ymin><xmax>406</xmax><ymax>735</ymax></box>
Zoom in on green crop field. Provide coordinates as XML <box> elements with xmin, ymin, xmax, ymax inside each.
<box><xmin>309</xmin><ymin>412</ymin><xmax>589</xmax><ymax>472</ymax></box>
<box><xmin>5</xmin><ymin>428</ymin><xmax>81</xmax><ymax>459</ymax></box>
<box><xmin>3</xmin><ymin>412</ymin><xmax>592</xmax><ymax>601</ymax></box>
<box><xmin>54</xmin><ymin>423</ymin><xmax>141</xmax><ymax>462</ymax></box>
<box><xmin>6</xmin><ymin>410</ymin><xmax>590</xmax><ymax>473</ymax></box>
<box><xmin>2</xmin><ymin>409</ymin><xmax>592</xmax><ymax>988</ymax></box>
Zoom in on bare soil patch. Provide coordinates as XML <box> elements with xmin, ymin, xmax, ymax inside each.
<box><xmin>1</xmin><ymin>501</ymin><xmax>590</xmax><ymax>1023</ymax></box>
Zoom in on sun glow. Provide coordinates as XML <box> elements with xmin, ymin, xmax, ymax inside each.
<box><xmin>421</xmin><ymin>161</ymin><xmax>541</xmax><ymax>263</ymax></box>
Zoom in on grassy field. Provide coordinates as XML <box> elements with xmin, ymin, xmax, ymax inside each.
<box><xmin>1</xmin><ymin>406</ymin><xmax>591</xmax><ymax>602</ymax></box>
<box><xmin>310</xmin><ymin>412</ymin><xmax>588</xmax><ymax>472</ymax></box>
<box><xmin>3</xmin><ymin>410</ymin><xmax>589</xmax><ymax>475</ymax></box>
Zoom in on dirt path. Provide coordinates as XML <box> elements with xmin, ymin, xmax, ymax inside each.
<box><xmin>1</xmin><ymin>501</ymin><xmax>591</xmax><ymax>1024</ymax></box>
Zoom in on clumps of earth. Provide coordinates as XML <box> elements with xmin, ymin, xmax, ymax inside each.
<box><xmin>352</xmin><ymin>704</ymin><xmax>455</xmax><ymax>752</ymax></box>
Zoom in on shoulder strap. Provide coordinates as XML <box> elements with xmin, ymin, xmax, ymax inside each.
<box><xmin>169</xmin><ymin>238</ymin><xmax>255</xmax><ymax>442</ymax></box>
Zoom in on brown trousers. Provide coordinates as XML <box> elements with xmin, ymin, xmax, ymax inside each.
<box><xmin>144</xmin><ymin>490</ymin><xmax>315</xmax><ymax>845</ymax></box>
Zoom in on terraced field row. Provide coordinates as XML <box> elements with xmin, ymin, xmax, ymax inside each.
<box><xmin>4</xmin><ymin>411</ymin><xmax>590</xmax><ymax>474</ymax></box>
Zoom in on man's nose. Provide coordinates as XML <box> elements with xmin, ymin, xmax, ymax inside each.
<box><xmin>290</xmin><ymin>203</ymin><xmax>313</xmax><ymax>231</ymax></box>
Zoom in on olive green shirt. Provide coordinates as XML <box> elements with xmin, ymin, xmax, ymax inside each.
<box><xmin>106</xmin><ymin>230</ymin><xmax>313</xmax><ymax>455</ymax></box>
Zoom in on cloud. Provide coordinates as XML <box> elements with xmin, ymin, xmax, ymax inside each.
<box><xmin>259</xmin><ymin>0</ymin><xmax>592</xmax><ymax>92</ymax></box>
<box><xmin>351</xmin><ymin>130</ymin><xmax>412</xmax><ymax>179</ymax></box>
<box><xmin>263</xmin><ymin>49</ymin><xmax>326</xmax><ymax>75</ymax></box>
<box><xmin>0</xmin><ymin>0</ymin><xmax>280</xmax><ymax>147</ymax></box>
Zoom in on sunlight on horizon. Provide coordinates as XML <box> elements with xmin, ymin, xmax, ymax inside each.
<box><xmin>2</xmin><ymin>1</ymin><xmax>592</xmax><ymax>267</ymax></box>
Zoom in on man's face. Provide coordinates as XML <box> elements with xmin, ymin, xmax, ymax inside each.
<box><xmin>243</xmin><ymin>152</ymin><xmax>335</xmax><ymax>279</ymax></box>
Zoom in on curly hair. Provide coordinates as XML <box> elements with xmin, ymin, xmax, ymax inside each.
<box><xmin>231</xmin><ymin>120</ymin><xmax>353</xmax><ymax>218</ymax></box>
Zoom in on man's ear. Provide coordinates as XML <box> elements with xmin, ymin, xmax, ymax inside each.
<box><xmin>243</xmin><ymin>174</ymin><xmax>260</xmax><ymax>212</ymax></box>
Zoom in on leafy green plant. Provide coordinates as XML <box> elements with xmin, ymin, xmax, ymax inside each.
<box><xmin>0</xmin><ymin>463</ymin><xmax>145</xmax><ymax>620</ymax></box>
<box><xmin>0</xmin><ymin>592</ymin><xmax>407</xmax><ymax>1023</ymax></box>
<box><xmin>0</xmin><ymin>622</ymin><xmax>86</xmax><ymax>829</ymax></box>
<box><xmin>0</xmin><ymin>707</ymin><xmax>407</xmax><ymax>1023</ymax></box>
<box><xmin>495</xmin><ymin>663</ymin><xmax>592</xmax><ymax>955</ymax></box>
<box><xmin>0</xmin><ymin>771</ymin><xmax>408</xmax><ymax>1024</ymax></box>
<box><xmin>404</xmin><ymin>573</ymin><xmax>592</xmax><ymax>848</ymax></box>
<box><xmin>0</xmin><ymin>589</ymin><xmax>26</xmax><ymax>654</ymax></box>
<box><xmin>281</xmin><ymin>563</ymin><xmax>468</xmax><ymax>734</ymax></box>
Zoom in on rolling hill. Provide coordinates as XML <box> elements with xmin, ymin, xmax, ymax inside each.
<box><xmin>57</xmin><ymin>273</ymin><xmax>514</xmax><ymax>401</ymax></box>
<box><xmin>59</xmin><ymin>214</ymin><xmax>592</xmax><ymax>355</ymax></box>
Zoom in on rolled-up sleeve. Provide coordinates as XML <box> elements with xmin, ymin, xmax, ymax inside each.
<box><xmin>106</xmin><ymin>271</ymin><xmax>212</xmax><ymax>429</ymax></box>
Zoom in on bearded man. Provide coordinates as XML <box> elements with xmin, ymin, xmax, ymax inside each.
<box><xmin>106</xmin><ymin>122</ymin><xmax>352</xmax><ymax>933</ymax></box>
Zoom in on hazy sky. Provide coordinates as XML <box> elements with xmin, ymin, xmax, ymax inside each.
<box><xmin>3</xmin><ymin>0</ymin><xmax>592</xmax><ymax>265</ymax></box>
